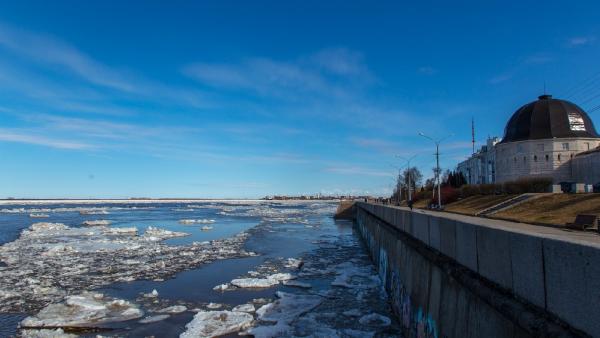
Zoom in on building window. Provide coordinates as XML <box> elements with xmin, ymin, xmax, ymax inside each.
<box><xmin>545</xmin><ymin>154</ymin><xmax>549</xmax><ymax>162</ymax></box>
<box><xmin>558</xmin><ymin>154</ymin><xmax>561</xmax><ymax>161</ymax></box>
<box><xmin>586</xmin><ymin>142</ymin><xmax>590</xmax><ymax>150</ymax></box>
<box><xmin>534</xmin><ymin>155</ymin><xmax>537</xmax><ymax>162</ymax></box>
<box><xmin>514</xmin><ymin>157</ymin><xmax>517</xmax><ymax>163</ymax></box>
<box><xmin>570</xmin><ymin>153</ymin><xmax>573</xmax><ymax>159</ymax></box>
<box><xmin>562</xmin><ymin>142</ymin><xmax>570</xmax><ymax>150</ymax></box>
<box><xmin>517</xmin><ymin>144</ymin><xmax>524</xmax><ymax>153</ymax></box>
<box><xmin>524</xmin><ymin>156</ymin><xmax>526</xmax><ymax>163</ymax></box>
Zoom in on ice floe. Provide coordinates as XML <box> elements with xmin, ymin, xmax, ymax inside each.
<box><xmin>179</xmin><ymin>219</ymin><xmax>215</xmax><ymax>225</ymax></box>
<box><xmin>212</xmin><ymin>283</ymin><xmax>232</xmax><ymax>291</ymax></box>
<box><xmin>232</xmin><ymin>303</ymin><xmax>255</xmax><ymax>313</ymax></box>
<box><xmin>143</xmin><ymin>289</ymin><xmax>159</xmax><ymax>298</ymax></box>
<box><xmin>284</xmin><ymin>258</ymin><xmax>303</xmax><ymax>269</ymax></box>
<box><xmin>157</xmin><ymin>305</ymin><xmax>187</xmax><ymax>314</ymax></box>
<box><xmin>247</xmin><ymin>291</ymin><xmax>321</xmax><ymax>337</ymax></box>
<box><xmin>230</xmin><ymin>278</ymin><xmax>280</xmax><ymax>288</ymax></box>
<box><xmin>20</xmin><ymin>328</ymin><xmax>78</xmax><ymax>338</ymax></box>
<box><xmin>282</xmin><ymin>280</ymin><xmax>312</xmax><ymax>288</ymax></box>
<box><xmin>0</xmin><ymin>221</ymin><xmax>251</xmax><ymax>313</ymax></box>
<box><xmin>200</xmin><ymin>225</ymin><xmax>213</xmax><ymax>231</ymax></box>
<box><xmin>179</xmin><ymin>310</ymin><xmax>253</xmax><ymax>338</ymax></box>
<box><xmin>20</xmin><ymin>292</ymin><xmax>143</xmax><ymax>328</ymax></box>
<box><xmin>142</xmin><ymin>226</ymin><xmax>189</xmax><ymax>241</ymax></box>
<box><xmin>29</xmin><ymin>213</ymin><xmax>49</xmax><ymax>218</ymax></box>
<box><xmin>139</xmin><ymin>314</ymin><xmax>170</xmax><ymax>324</ymax></box>
<box><xmin>82</xmin><ymin>220</ymin><xmax>111</xmax><ymax>226</ymax></box>
<box><xmin>331</xmin><ymin>262</ymin><xmax>380</xmax><ymax>289</ymax></box>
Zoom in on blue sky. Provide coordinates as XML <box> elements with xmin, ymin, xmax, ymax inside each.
<box><xmin>1</xmin><ymin>1</ymin><xmax>599</xmax><ymax>198</ymax></box>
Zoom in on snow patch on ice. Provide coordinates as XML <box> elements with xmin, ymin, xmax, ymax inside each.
<box><xmin>232</xmin><ymin>303</ymin><xmax>255</xmax><ymax>313</ymax></box>
<box><xmin>157</xmin><ymin>305</ymin><xmax>187</xmax><ymax>314</ymax></box>
<box><xmin>20</xmin><ymin>328</ymin><xmax>77</xmax><ymax>338</ymax></box>
<box><xmin>82</xmin><ymin>220</ymin><xmax>111</xmax><ymax>226</ymax></box>
<box><xmin>20</xmin><ymin>292</ymin><xmax>143</xmax><ymax>328</ymax></box>
<box><xmin>179</xmin><ymin>219</ymin><xmax>216</xmax><ymax>225</ymax></box>
<box><xmin>230</xmin><ymin>278</ymin><xmax>279</xmax><ymax>288</ymax></box>
<box><xmin>180</xmin><ymin>310</ymin><xmax>253</xmax><ymax>338</ymax></box>
<box><xmin>139</xmin><ymin>314</ymin><xmax>170</xmax><ymax>324</ymax></box>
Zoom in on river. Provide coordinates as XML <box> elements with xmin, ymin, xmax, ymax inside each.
<box><xmin>0</xmin><ymin>200</ymin><xmax>401</xmax><ymax>337</ymax></box>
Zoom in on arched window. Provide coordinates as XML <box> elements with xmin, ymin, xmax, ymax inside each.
<box><xmin>558</xmin><ymin>154</ymin><xmax>561</xmax><ymax>161</ymax></box>
<box><xmin>523</xmin><ymin>156</ymin><xmax>526</xmax><ymax>163</ymax></box>
<box><xmin>514</xmin><ymin>157</ymin><xmax>517</xmax><ymax>163</ymax></box>
<box><xmin>570</xmin><ymin>153</ymin><xmax>573</xmax><ymax>159</ymax></box>
<box><xmin>545</xmin><ymin>154</ymin><xmax>549</xmax><ymax>162</ymax></box>
<box><xmin>534</xmin><ymin>155</ymin><xmax>537</xmax><ymax>162</ymax></box>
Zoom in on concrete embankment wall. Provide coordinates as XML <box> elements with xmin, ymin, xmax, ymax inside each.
<box><xmin>354</xmin><ymin>202</ymin><xmax>599</xmax><ymax>338</ymax></box>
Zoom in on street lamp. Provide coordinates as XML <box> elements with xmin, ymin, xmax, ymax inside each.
<box><xmin>395</xmin><ymin>154</ymin><xmax>417</xmax><ymax>203</ymax></box>
<box><xmin>418</xmin><ymin>132</ymin><xmax>453</xmax><ymax>209</ymax></box>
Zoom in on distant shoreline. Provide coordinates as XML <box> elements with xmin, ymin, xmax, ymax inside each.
<box><xmin>0</xmin><ymin>198</ymin><xmax>340</xmax><ymax>205</ymax></box>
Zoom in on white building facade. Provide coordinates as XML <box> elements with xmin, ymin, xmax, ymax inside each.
<box><xmin>457</xmin><ymin>95</ymin><xmax>600</xmax><ymax>185</ymax></box>
<box><xmin>457</xmin><ymin>137</ymin><xmax>499</xmax><ymax>184</ymax></box>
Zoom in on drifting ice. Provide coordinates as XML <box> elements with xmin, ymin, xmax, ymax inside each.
<box><xmin>180</xmin><ymin>310</ymin><xmax>253</xmax><ymax>338</ymax></box>
<box><xmin>20</xmin><ymin>292</ymin><xmax>143</xmax><ymax>328</ymax></box>
<box><xmin>230</xmin><ymin>278</ymin><xmax>280</xmax><ymax>288</ymax></box>
<box><xmin>0</xmin><ymin>221</ymin><xmax>251</xmax><ymax>313</ymax></box>
<box><xmin>82</xmin><ymin>220</ymin><xmax>111</xmax><ymax>226</ymax></box>
<box><xmin>179</xmin><ymin>219</ymin><xmax>215</xmax><ymax>225</ymax></box>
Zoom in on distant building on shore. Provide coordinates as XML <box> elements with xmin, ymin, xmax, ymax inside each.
<box><xmin>457</xmin><ymin>137</ymin><xmax>499</xmax><ymax>184</ymax></box>
<box><xmin>457</xmin><ymin>94</ymin><xmax>600</xmax><ymax>187</ymax></box>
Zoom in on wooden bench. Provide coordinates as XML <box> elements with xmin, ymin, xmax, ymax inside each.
<box><xmin>566</xmin><ymin>214</ymin><xmax>598</xmax><ymax>230</ymax></box>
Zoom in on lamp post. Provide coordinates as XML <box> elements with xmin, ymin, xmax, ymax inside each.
<box><xmin>418</xmin><ymin>132</ymin><xmax>453</xmax><ymax>209</ymax></box>
<box><xmin>395</xmin><ymin>154</ymin><xmax>417</xmax><ymax>203</ymax></box>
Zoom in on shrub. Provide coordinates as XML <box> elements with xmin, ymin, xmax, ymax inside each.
<box><xmin>503</xmin><ymin>177</ymin><xmax>551</xmax><ymax>194</ymax></box>
<box><xmin>460</xmin><ymin>176</ymin><xmax>552</xmax><ymax>196</ymax></box>
<box><xmin>432</xmin><ymin>186</ymin><xmax>459</xmax><ymax>205</ymax></box>
<box><xmin>459</xmin><ymin>184</ymin><xmax>480</xmax><ymax>198</ymax></box>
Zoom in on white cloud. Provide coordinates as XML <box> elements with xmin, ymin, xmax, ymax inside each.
<box><xmin>418</xmin><ymin>66</ymin><xmax>437</xmax><ymax>75</ymax></box>
<box><xmin>0</xmin><ymin>22</ymin><xmax>209</xmax><ymax>108</ymax></box>
<box><xmin>310</xmin><ymin>47</ymin><xmax>372</xmax><ymax>78</ymax></box>
<box><xmin>568</xmin><ymin>36</ymin><xmax>595</xmax><ymax>47</ymax></box>
<box><xmin>489</xmin><ymin>73</ymin><xmax>512</xmax><ymax>84</ymax></box>
<box><xmin>0</xmin><ymin>128</ymin><xmax>93</xmax><ymax>150</ymax></box>
<box><xmin>325</xmin><ymin>166</ymin><xmax>393</xmax><ymax>177</ymax></box>
<box><xmin>182</xmin><ymin>48</ymin><xmax>372</xmax><ymax>100</ymax></box>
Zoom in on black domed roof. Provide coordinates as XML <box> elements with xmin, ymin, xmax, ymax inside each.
<box><xmin>501</xmin><ymin>94</ymin><xmax>600</xmax><ymax>143</ymax></box>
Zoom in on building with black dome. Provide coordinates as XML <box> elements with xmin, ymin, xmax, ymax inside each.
<box><xmin>458</xmin><ymin>94</ymin><xmax>600</xmax><ymax>187</ymax></box>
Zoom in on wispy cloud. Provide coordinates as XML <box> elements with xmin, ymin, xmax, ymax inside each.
<box><xmin>0</xmin><ymin>22</ymin><xmax>209</xmax><ymax>109</ymax></box>
<box><xmin>325</xmin><ymin>166</ymin><xmax>393</xmax><ymax>177</ymax></box>
<box><xmin>489</xmin><ymin>73</ymin><xmax>513</xmax><ymax>84</ymax></box>
<box><xmin>567</xmin><ymin>36</ymin><xmax>596</xmax><ymax>47</ymax></box>
<box><xmin>418</xmin><ymin>66</ymin><xmax>437</xmax><ymax>76</ymax></box>
<box><xmin>0</xmin><ymin>128</ymin><xmax>93</xmax><ymax>150</ymax></box>
<box><xmin>182</xmin><ymin>48</ymin><xmax>372</xmax><ymax>100</ymax></box>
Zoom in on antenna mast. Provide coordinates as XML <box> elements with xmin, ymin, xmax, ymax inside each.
<box><xmin>471</xmin><ymin>117</ymin><xmax>475</xmax><ymax>154</ymax></box>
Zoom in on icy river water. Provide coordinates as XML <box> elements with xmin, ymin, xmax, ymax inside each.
<box><xmin>0</xmin><ymin>200</ymin><xmax>402</xmax><ymax>337</ymax></box>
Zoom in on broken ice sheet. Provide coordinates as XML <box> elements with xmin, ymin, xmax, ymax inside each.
<box><xmin>0</xmin><ymin>221</ymin><xmax>251</xmax><ymax>313</ymax></box>
<box><xmin>255</xmin><ymin>291</ymin><xmax>321</xmax><ymax>323</ymax></box>
<box><xmin>20</xmin><ymin>292</ymin><xmax>143</xmax><ymax>328</ymax></box>
<box><xmin>180</xmin><ymin>310</ymin><xmax>253</xmax><ymax>338</ymax></box>
<box><xmin>20</xmin><ymin>328</ymin><xmax>78</xmax><ymax>338</ymax></box>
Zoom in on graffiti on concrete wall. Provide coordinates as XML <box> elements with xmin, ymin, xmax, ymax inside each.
<box><xmin>357</xmin><ymin>209</ymin><xmax>439</xmax><ymax>338</ymax></box>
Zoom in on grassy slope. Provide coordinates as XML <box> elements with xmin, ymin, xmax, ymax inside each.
<box><xmin>443</xmin><ymin>194</ymin><xmax>517</xmax><ymax>216</ymax></box>
<box><xmin>492</xmin><ymin>193</ymin><xmax>600</xmax><ymax>226</ymax></box>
